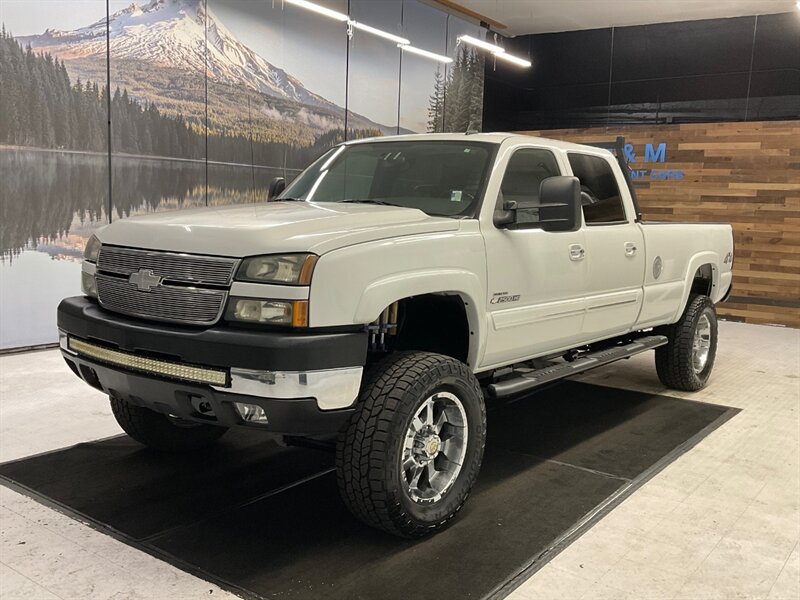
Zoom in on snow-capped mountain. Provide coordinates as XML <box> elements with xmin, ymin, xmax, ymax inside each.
<box><xmin>19</xmin><ymin>0</ymin><xmax>337</xmax><ymax>110</ymax></box>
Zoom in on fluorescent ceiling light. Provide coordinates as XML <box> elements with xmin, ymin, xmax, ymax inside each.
<box><xmin>284</xmin><ymin>0</ymin><xmax>349</xmax><ymax>22</ymax></box>
<box><xmin>495</xmin><ymin>52</ymin><xmax>532</xmax><ymax>68</ymax></box>
<box><xmin>399</xmin><ymin>44</ymin><xmax>453</xmax><ymax>64</ymax></box>
<box><xmin>349</xmin><ymin>20</ymin><xmax>410</xmax><ymax>45</ymax></box>
<box><xmin>458</xmin><ymin>34</ymin><xmax>531</xmax><ymax>68</ymax></box>
<box><xmin>458</xmin><ymin>35</ymin><xmax>505</xmax><ymax>54</ymax></box>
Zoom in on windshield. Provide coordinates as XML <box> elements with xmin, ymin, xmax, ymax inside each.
<box><xmin>280</xmin><ymin>140</ymin><xmax>496</xmax><ymax>217</ymax></box>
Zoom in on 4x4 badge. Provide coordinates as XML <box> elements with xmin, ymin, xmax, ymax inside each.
<box><xmin>129</xmin><ymin>268</ymin><xmax>162</xmax><ymax>292</ymax></box>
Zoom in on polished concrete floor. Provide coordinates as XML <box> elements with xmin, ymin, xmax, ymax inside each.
<box><xmin>0</xmin><ymin>320</ymin><xmax>798</xmax><ymax>600</ymax></box>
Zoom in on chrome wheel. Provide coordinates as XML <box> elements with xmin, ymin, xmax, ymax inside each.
<box><xmin>692</xmin><ymin>313</ymin><xmax>712</xmax><ymax>374</ymax></box>
<box><xmin>401</xmin><ymin>391</ymin><xmax>468</xmax><ymax>504</ymax></box>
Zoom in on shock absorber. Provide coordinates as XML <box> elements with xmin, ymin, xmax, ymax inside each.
<box><xmin>368</xmin><ymin>301</ymin><xmax>399</xmax><ymax>352</ymax></box>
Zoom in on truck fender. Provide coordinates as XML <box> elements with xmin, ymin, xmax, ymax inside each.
<box><xmin>355</xmin><ymin>269</ymin><xmax>485</xmax><ymax>369</ymax></box>
<box><xmin>672</xmin><ymin>251</ymin><xmax>720</xmax><ymax>322</ymax></box>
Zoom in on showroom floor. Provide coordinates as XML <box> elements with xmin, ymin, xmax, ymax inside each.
<box><xmin>0</xmin><ymin>320</ymin><xmax>798</xmax><ymax>600</ymax></box>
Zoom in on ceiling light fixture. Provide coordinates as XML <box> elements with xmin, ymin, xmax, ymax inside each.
<box><xmin>349</xmin><ymin>20</ymin><xmax>410</xmax><ymax>45</ymax></box>
<box><xmin>283</xmin><ymin>0</ymin><xmax>349</xmax><ymax>22</ymax></box>
<box><xmin>458</xmin><ymin>34</ymin><xmax>505</xmax><ymax>54</ymax></box>
<box><xmin>458</xmin><ymin>34</ymin><xmax>531</xmax><ymax>68</ymax></box>
<box><xmin>284</xmin><ymin>0</ymin><xmax>467</xmax><ymax>66</ymax></box>
<box><xmin>495</xmin><ymin>53</ymin><xmax>532</xmax><ymax>68</ymax></box>
<box><xmin>399</xmin><ymin>44</ymin><xmax>453</xmax><ymax>64</ymax></box>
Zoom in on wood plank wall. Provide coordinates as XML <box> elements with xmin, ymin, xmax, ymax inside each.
<box><xmin>517</xmin><ymin>120</ymin><xmax>800</xmax><ymax>328</ymax></box>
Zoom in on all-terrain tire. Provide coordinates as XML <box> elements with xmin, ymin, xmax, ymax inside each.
<box><xmin>655</xmin><ymin>294</ymin><xmax>718</xmax><ymax>391</ymax></box>
<box><xmin>110</xmin><ymin>396</ymin><xmax>228</xmax><ymax>452</ymax></box>
<box><xmin>336</xmin><ymin>351</ymin><xmax>486</xmax><ymax>538</ymax></box>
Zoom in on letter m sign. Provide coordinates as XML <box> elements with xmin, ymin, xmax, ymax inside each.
<box><xmin>644</xmin><ymin>143</ymin><xmax>666</xmax><ymax>163</ymax></box>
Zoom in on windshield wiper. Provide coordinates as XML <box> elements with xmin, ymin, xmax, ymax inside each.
<box><xmin>339</xmin><ymin>199</ymin><xmax>397</xmax><ymax>206</ymax></box>
<box><xmin>274</xmin><ymin>197</ymin><xmax>305</xmax><ymax>202</ymax></box>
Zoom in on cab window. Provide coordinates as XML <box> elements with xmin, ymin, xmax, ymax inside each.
<box><xmin>567</xmin><ymin>153</ymin><xmax>627</xmax><ymax>224</ymax></box>
<box><xmin>498</xmin><ymin>148</ymin><xmax>561</xmax><ymax>225</ymax></box>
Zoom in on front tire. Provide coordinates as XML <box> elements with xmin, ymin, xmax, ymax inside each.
<box><xmin>655</xmin><ymin>294</ymin><xmax>718</xmax><ymax>391</ymax></box>
<box><xmin>110</xmin><ymin>396</ymin><xmax>228</xmax><ymax>452</ymax></box>
<box><xmin>336</xmin><ymin>351</ymin><xmax>486</xmax><ymax>538</ymax></box>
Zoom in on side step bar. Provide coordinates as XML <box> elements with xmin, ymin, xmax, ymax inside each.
<box><xmin>486</xmin><ymin>335</ymin><xmax>668</xmax><ymax>399</ymax></box>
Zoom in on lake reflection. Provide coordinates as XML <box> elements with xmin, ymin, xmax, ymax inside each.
<box><xmin>0</xmin><ymin>148</ymin><xmax>289</xmax><ymax>349</ymax></box>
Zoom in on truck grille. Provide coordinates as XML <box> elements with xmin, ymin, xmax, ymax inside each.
<box><xmin>96</xmin><ymin>275</ymin><xmax>227</xmax><ymax>326</ymax></box>
<box><xmin>97</xmin><ymin>246</ymin><xmax>238</xmax><ymax>286</ymax></box>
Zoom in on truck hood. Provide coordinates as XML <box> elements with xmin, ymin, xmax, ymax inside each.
<box><xmin>95</xmin><ymin>201</ymin><xmax>460</xmax><ymax>256</ymax></box>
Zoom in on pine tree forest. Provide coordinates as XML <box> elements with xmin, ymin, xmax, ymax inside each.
<box><xmin>427</xmin><ymin>45</ymin><xmax>484</xmax><ymax>133</ymax></box>
<box><xmin>0</xmin><ymin>30</ymin><xmax>382</xmax><ymax>168</ymax></box>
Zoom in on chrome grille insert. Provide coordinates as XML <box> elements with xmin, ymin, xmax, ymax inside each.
<box><xmin>98</xmin><ymin>246</ymin><xmax>237</xmax><ymax>286</ymax></box>
<box><xmin>96</xmin><ymin>275</ymin><xmax>227</xmax><ymax>326</ymax></box>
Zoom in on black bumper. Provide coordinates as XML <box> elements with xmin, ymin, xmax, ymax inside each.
<box><xmin>57</xmin><ymin>296</ymin><xmax>367</xmax><ymax>435</ymax></box>
<box><xmin>57</xmin><ymin>296</ymin><xmax>366</xmax><ymax>371</ymax></box>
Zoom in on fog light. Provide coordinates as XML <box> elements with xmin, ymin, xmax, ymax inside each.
<box><xmin>234</xmin><ymin>402</ymin><xmax>268</xmax><ymax>424</ymax></box>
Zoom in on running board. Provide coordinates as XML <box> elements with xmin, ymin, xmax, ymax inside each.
<box><xmin>486</xmin><ymin>335</ymin><xmax>668</xmax><ymax>399</ymax></box>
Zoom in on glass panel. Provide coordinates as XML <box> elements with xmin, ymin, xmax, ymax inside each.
<box><xmin>207</xmin><ymin>0</ymin><xmax>347</xmax><ymax>205</ymax></box>
<box><xmin>282</xmin><ymin>140</ymin><xmax>495</xmax><ymax>217</ymax></box>
<box><xmin>0</xmin><ymin>0</ymin><xmax>109</xmax><ymax>348</ymax></box>
<box><xmin>398</xmin><ymin>0</ymin><xmax>447</xmax><ymax>134</ymax></box>
<box><xmin>442</xmin><ymin>15</ymin><xmax>486</xmax><ymax>133</ymax></box>
<box><xmin>108</xmin><ymin>0</ymin><xmax>207</xmax><ymax>216</ymax></box>
<box><xmin>568</xmin><ymin>153</ymin><xmax>626</xmax><ymax>224</ymax></box>
<box><xmin>347</xmin><ymin>0</ymin><xmax>403</xmax><ymax>138</ymax></box>
<box><xmin>500</xmin><ymin>149</ymin><xmax>561</xmax><ymax>209</ymax></box>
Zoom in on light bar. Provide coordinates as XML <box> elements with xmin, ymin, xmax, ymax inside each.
<box><xmin>284</xmin><ymin>0</ymin><xmax>349</xmax><ymax>22</ymax></box>
<box><xmin>68</xmin><ymin>337</ymin><xmax>228</xmax><ymax>386</ymax></box>
<box><xmin>458</xmin><ymin>34</ymin><xmax>505</xmax><ymax>54</ymax></box>
<box><xmin>349</xmin><ymin>20</ymin><xmax>410</xmax><ymax>45</ymax></box>
<box><xmin>399</xmin><ymin>44</ymin><xmax>453</xmax><ymax>64</ymax></box>
<box><xmin>495</xmin><ymin>53</ymin><xmax>532</xmax><ymax>68</ymax></box>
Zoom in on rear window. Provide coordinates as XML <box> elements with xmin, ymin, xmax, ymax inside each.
<box><xmin>567</xmin><ymin>153</ymin><xmax>627</xmax><ymax>224</ymax></box>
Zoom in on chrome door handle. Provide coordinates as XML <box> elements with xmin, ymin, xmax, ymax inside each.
<box><xmin>569</xmin><ymin>244</ymin><xmax>585</xmax><ymax>261</ymax></box>
<box><xmin>624</xmin><ymin>242</ymin><xmax>637</xmax><ymax>257</ymax></box>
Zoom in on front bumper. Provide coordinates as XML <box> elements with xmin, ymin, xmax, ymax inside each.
<box><xmin>57</xmin><ymin>296</ymin><xmax>368</xmax><ymax>435</ymax></box>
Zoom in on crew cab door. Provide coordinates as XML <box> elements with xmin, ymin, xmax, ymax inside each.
<box><xmin>566</xmin><ymin>152</ymin><xmax>645</xmax><ymax>338</ymax></box>
<box><xmin>480</xmin><ymin>147</ymin><xmax>587</xmax><ymax>368</ymax></box>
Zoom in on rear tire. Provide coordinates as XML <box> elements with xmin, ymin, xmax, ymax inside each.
<box><xmin>110</xmin><ymin>396</ymin><xmax>228</xmax><ymax>452</ymax></box>
<box><xmin>655</xmin><ymin>294</ymin><xmax>718</xmax><ymax>391</ymax></box>
<box><xmin>336</xmin><ymin>351</ymin><xmax>486</xmax><ymax>538</ymax></box>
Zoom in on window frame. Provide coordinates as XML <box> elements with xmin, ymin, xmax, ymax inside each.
<box><xmin>566</xmin><ymin>151</ymin><xmax>630</xmax><ymax>227</ymax></box>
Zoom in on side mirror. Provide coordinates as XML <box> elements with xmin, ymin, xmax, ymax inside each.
<box><xmin>268</xmin><ymin>177</ymin><xmax>286</xmax><ymax>200</ymax></box>
<box><xmin>538</xmin><ymin>176</ymin><xmax>581</xmax><ymax>232</ymax></box>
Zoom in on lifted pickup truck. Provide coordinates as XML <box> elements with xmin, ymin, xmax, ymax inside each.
<box><xmin>58</xmin><ymin>133</ymin><xmax>733</xmax><ymax>538</ymax></box>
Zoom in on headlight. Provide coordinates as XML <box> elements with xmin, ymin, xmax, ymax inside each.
<box><xmin>236</xmin><ymin>254</ymin><xmax>317</xmax><ymax>285</ymax></box>
<box><xmin>81</xmin><ymin>271</ymin><xmax>98</xmax><ymax>299</ymax></box>
<box><xmin>225</xmin><ymin>297</ymin><xmax>308</xmax><ymax>327</ymax></box>
<box><xmin>83</xmin><ymin>235</ymin><xmax>102</xmax><ymax>263</ymax></box>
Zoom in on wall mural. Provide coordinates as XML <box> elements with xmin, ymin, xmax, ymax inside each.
<box><xmin>0</xmin><ymin>0</ymin><xmax>486</xmax><ymax>349</ymax></box>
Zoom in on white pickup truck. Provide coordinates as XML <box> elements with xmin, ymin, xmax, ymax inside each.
<box><xmin>58</xmin><ymin>133</ymin><xmax>733</xmax><ymax>537</ymax></box>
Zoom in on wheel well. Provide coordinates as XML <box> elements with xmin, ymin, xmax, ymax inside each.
<box><xmin>691</xmin><ymin>264</ymin><xmax>714</xmax><ymax>297</ymax></box>
<box><xmin>369</xmin><ymin>294</ymin><xmax>470</xmax><ymax>364</ymax></box>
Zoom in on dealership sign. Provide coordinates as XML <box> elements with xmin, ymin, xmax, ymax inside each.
<box><xmin>624</xmin><ymin>143</ymin><xmax>684</xmax><ymax>181</ymax></box>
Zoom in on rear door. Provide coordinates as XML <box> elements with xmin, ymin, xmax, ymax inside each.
<box><xmin>567</xmin><ymin>152</ymin><xmax>645</xmax><ymax>338</ymax></box>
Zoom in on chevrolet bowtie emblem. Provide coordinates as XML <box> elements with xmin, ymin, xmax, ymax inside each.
<box><xmin>129</xmin><ymin>268</ymin><xmax>163</xmax><ymax>292</ymax></box>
